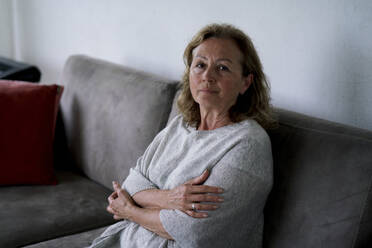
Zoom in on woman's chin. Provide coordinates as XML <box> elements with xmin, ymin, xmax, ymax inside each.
<box><xmin>197</xmin><ymin>99</ymin><xmax>221</xmax><ymax>110</ymax></box>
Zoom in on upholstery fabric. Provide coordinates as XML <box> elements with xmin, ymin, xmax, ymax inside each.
<box><xmin>264</xmin><ymin>124</ymin><xmax>372</xmax><ymax>248</ymax></box>
<box><xmin>274</xmin><ymin>108</ymin><xmax>372</xmax><ymax>141</ymax></box>
<box><xmin>166</xmin><ymin>85</ymin><xmax>181</xmax><ymax>125</ymax></box>
<box><xmin>24</xmin><ymin>226</ymin><xmax>108</xmax><ymax>248</ymax></box>
<box><xmin>59</xmin><ymin>55</ymin><xmax>178</xmax><ymax>189</ymax></box>
<box><xmin>0</xmin><ymin>80</ymin><xmax>63</xmax><ymax>185</ymax></box>
<box><xmin>0</xmin><ymin>171</ymin><xmax>116</xmax><ymax>247</ymax></box>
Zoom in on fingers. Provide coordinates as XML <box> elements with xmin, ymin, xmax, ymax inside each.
<box><xmin>112</xmin><ymin>181</ymin><xmax>121</xmax><ymax>190</ymax></box>
<box><xmin>112</xmin><ymin>181</ymin><xmax>128</xmax><ymax>198</ymax></box>
<box><xmin>189</xmin><ymin>185</ymin><xmax>224</xmax><ymax>194</ymax></box>
<box><xmin>188</xmin><ymin>194</ymin><xmax>224</xmax><ymax>203</ymax></box>
<box><xmin>117</xmin><ymin>188</ymin><xmax>130</xmax><ymax>199</ymax></box>
<box><xmin>189</xmin><ymin>203</ymin><xmax>219</xmax><ymax>211</ymax></box>
<box><xmin>184</xmin><ymin>202</ymin><xmax>221</xmax><ymax>218</ymax></box>
<box><xmin>182</xmin><ymin>185</ymin><xmax>224</xmax><ymax>203</ymax></box>
<box><xmin>107</xmin><ymin>205</ymin><xmax>122</xmax><ymax>220</ymax></box>
<box><xmin>113</xmin><ymin>215</ymin><xmax>121</xmax><ymax>220</ymax></box>
<box><xmin>106</xmin><ymin>205</ymin><xmax>115</xmax><ymax>214</ymax></box>
<box><xmin>186</xmin><ymin>169</ymin><xmax>210</xmax><ymax>185</ymax></box>
<box><xmin>185</xmin><ymin>210</ymin><xmax>209</xmax><ymax>218</ymax></box>
<box><xmin>107</xmin><ymin>192</ymin><xmax>117</xmax><ymax>203</ymax></box>
<box><xmin>176</xmin><ymin>184</ymin><xmax>224</xmax><ymax>197</ymax></box>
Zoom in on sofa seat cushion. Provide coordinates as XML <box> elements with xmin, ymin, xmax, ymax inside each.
<box><xmin>265</xmin><ymin>124</ymin><xmax>372</xmax><ymax>248</ymax></box>
<box><xmin>24</xmin><ymin>226</ymin><xmax>108</xmax><ymax>248</ymax></box>
<box><xmin>0</xmin><ymin>170</ymin><xmax>116</xmax><ymax>247</ymax></box>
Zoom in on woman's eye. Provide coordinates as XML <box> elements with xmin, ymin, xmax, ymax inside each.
<box><xmin>196</xmin><ymin>63</ymin><xmax>205</xmax><ymax>69</ymax></box>
<box><xmin>218</xmin><ymin>65</ymin><xmax>230</xmax><ymax>71</ymax></box>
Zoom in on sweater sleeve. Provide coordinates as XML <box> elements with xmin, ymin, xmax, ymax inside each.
<box><xmin>122</xmin><ymin>129</ymin><xmax>167</xmax><ymax>196</ymax></box>
<box><xmin>159</xmin><ymin>137</ymin><xmax>273</xmax><ymax>248</ymax></box>
<box><xmin>122</xmin><ymin>157</ymin><xmax>158</xmax><ymax>196</ymax></box>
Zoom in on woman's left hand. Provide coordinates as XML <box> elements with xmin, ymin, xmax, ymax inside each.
<box><xmin>107</xmin><ymin>181</ymin><xmax>136</xmax><ymax>220</ymax></box>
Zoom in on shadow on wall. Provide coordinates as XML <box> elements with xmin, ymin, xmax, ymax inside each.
<box><xmin>315</xmin><ymin>29</ymin><xmax>372</xmax><ymax>131</ymax></box>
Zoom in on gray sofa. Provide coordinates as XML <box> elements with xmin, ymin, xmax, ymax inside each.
<box><xmin>1</xmin><ymin>55</ymin><xmax>371</xmax><ymax>248</ymax></box>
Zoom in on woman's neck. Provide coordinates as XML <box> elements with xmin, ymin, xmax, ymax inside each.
<box><xmin>198</xmin><ymin>109</ymin><xmax>232</xmax><ymax>131</ymax></box>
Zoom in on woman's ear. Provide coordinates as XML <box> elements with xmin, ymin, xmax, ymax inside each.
<box><xmin>240</xmin><ymin>73</ymin><xmax>253</xmax><ymax>95</ymax></box>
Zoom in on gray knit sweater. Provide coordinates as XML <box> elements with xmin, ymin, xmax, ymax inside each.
<box><xmin>89</xmin><ymin>115</ymin><xmax>273</xmax><ymax>248</ymax></box>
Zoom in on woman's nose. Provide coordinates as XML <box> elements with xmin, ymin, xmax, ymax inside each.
<box><xmin>202</xmin><ymin>66</ymin><xmax>216</xmax><ymax>83</ymax></box>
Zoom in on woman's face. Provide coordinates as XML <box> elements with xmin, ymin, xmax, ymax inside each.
<box><xmin>189</xmin><ymin>38</ymin><xmax>252</xmax><ymax>113</ymax></box>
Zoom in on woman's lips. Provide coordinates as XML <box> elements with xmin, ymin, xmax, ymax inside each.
<box><xmin>198</xmin><ymin>89</ymin><xmax>218</xmax><ymax>93</ymax></box>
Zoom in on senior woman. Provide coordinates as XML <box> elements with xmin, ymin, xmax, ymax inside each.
<box><xmin>89</xmin><ymin>23</ymin><xmax>276</xmax><ymax>248</ymax></box>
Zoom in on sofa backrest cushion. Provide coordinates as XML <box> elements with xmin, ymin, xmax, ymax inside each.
<box><xmin>274</xmin><ymin>108</ymin><xmax>372</xmax><ymax>141</ymax></box>
<box><xmin>167</xmin><ymin>85</ymin><xmax>181</xmax><ymax>125</ymax></box>
<box><xmin>265</xmin><ymin>124</ymin><xmax>372</xmax><ymax>248</ymax></box>
<box><xmin>59</xmin><ymin>55</ymin><xmax>177</xmax><ymax>189</ymax></box>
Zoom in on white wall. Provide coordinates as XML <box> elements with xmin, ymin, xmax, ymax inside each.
<box><xmin>0</xmin><ymin>0</ymin><xmax>14</xmax><ymax>58</ymax></box>
<box><xmin>12</xmin><ymin>0</ymin><xmax>372</xmax><ymax>131</ymax></box>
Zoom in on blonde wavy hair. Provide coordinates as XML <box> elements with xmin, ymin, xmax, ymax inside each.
<box><xmin>177</xmin><ymin>23</ymin><xmax>277</xmax><ymax>129</ymax></box>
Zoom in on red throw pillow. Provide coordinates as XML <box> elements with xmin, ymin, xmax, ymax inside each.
<box><xmin>0</xmin><ymin>80</ymin><xmax>63</xmax><ymax>185</ymax></box>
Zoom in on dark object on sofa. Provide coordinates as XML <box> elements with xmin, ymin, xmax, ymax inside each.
<box><xmin>0</xmin><ymin>56</ymin><xmax>41</xmax><ymax>82</ymax></box>
<box><xmin>1</xmin><ymin>55</ymin><xmax>371</xmax><ymax>248</ymax></box>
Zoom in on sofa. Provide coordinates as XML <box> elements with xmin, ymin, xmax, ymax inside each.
<box><xmin>1</xmin><ymin>55</ymin><xmax>371</xmax><ymax>248</ymax></box>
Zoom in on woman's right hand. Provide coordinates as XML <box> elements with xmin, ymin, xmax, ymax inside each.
<box><xmin>166</xmin><ymin>169</ymin><xmax>224</xmax><ymax>218</ymax></box>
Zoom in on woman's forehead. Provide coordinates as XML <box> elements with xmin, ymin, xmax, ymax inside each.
<box><xmin>192</xmin><ymin>38</ymin><xmax>243</xmax><ymax>62</ymax></box>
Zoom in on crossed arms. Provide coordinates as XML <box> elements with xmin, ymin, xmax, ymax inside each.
<box><xmin>106</xmin><ymin>139</ymin><xmax>273</xmax><ymax>247</ymax></box>
<box><xmin>107</xmin><ymin>169</ymin><xmax>223</xmax><ymax>240</ymax></box>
